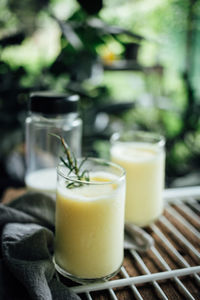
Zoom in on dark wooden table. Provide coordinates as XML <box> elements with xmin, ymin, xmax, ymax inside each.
<box><xmin>1</xmin><ymin>187</ymin><xmax>200</xmax><ymax>300</ymax></box>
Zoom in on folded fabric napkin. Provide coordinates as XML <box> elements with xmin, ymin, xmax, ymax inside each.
<box><xmin>0</xmin><ymin>192</ymin><xmax>80</xmax><ymax>300</ymax></box>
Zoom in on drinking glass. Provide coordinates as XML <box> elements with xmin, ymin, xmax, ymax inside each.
<box><xmin>54</xmin><ymin>158</ymin><xmax>126</xmax><ymax>283</ymax></box>
<box><xmin>110</xmin><ymin>130</ymin><xmax>165</xmax><ymax>227</ymax></box>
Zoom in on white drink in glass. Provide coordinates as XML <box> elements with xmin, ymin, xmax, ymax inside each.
<box><xmin>111</xmin><ymin>131</ymin><xmax>165</xmax><ymax>227</ymax></box>
<box><xmin>54</xmin><ymin>158</ymin><xmax>126</xmax><ymax>283</ymax></box>
<box><xmin>25</xmin><ymin>168</ymin><xmax>57</xmax><ymax>195</ymax></box>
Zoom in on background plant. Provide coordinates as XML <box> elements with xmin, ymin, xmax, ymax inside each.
<box><xmin>0</xmin><ymin>0</ymin><xmax>199</xmax><ymax>195</ymax></box>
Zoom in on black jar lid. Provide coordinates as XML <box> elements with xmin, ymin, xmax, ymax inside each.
<box><xmin>29</xmin><ymin>91</ymin><xmax>79</xmax><ymax>114</ymax></box>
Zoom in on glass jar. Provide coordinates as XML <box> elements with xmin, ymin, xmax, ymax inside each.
<box><xmin>25</xmin><ymin>92</ymin><xmax>82</xmax><ymax>196</ymax></box>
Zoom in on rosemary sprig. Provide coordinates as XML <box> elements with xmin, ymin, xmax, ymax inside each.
<box><xmin>50</xmin><ymin>133</ymin><xmax>90</xmax><ymax>188</ymax></box>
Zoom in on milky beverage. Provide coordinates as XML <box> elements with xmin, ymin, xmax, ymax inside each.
<box><xmin>111</xmin><ymin>142</ymin><xmax>165</xmax><ymax>227</ymax></box>
<box><xmin>55</xmin><ymin>171</ymin><xmax>125</xmax><ymax>280</ymax></box>
<box><xmin>25</xmin><ymin>168</ymin><xmax>57</xmax><ymax>195</ymax></box>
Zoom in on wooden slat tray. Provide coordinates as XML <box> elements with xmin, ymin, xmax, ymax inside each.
<box><xmin>61</xmin><ymin>187</ymin><xmax>200</xmax><ymax>300</ymax></box>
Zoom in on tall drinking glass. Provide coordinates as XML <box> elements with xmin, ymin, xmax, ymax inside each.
<box><xmin>110</xmin><ymin>130</ymin><xmax>165</xmax><ymax>227</ymax></box>
<box><xmin>54</xmin><ymin>158</ymin><xmax>126</xmax><ymax>283</ymax></box>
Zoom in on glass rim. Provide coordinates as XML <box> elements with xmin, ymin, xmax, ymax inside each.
<box><xmin>110</xmin><ymin>130</ymin><xmax>165</xmax><ymax>147</ymax></box>
<box><xmin>57</xmin><ymin>157</ymin><xmax>126</xmax><ymax>185</ymax></box>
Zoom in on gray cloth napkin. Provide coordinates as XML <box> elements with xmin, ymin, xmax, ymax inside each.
<box><xmin>0</xmin><ymin>192</ymin><xmax>80</xmax><ymax>300</ymax></box>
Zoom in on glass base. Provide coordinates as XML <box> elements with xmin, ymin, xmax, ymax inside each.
<box><xmin>125</xmin><ymin>209</ymin><xmax>164</xmax><ymax>228</ymax></box>
<box><xmin>53</xmin><ymin>256</ymin><xmax>122</xmax><ymax>284</ymax></box>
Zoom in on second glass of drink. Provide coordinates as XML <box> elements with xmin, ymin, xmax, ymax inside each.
<box><xmin>111</xmin><ymin>130</ymin><xmax>165</xmax><ymax>227</ymax></box>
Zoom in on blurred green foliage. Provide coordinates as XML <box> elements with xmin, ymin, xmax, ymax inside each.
<box><xmin>0</xmin><ymin>0</ymin><xmax>200</xmax><ymax>192</ymax></box>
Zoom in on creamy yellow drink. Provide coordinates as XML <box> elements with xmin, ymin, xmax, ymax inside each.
<box><xmin>54</xmin><ymin>159</ymin><xmax>126</xmax><ymax>282</ymax></box>
<box><xmin>111</xmin><ymin>133</ymin><xmax>165</xmax><ymax>227</ymax></box>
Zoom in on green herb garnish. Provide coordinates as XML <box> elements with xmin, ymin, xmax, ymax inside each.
<box><xmin>50</xmin><ymin>133</ymin><xmax>90</xmax><ymax>188</ymax></box>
